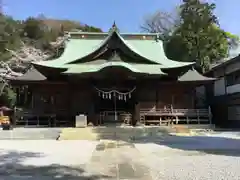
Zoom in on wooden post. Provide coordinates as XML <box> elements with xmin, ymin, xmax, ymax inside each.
<box><xmin>197</xmin><ymin>109</ymin><xmax>200</xmax><ymax>124</ymax></box>
<box><xmin>134</xmin><ymin>101</ymin><xmax>140</xmax><ymax>125</ymax></box>
<box><xmin>208</xmin><ymin>106</ymin><xmax>212</xmax><ymax>125</ymax></box>
<box><xmin>68</xmin><ymin>83</ymin><xmax>75</xmax><ymax>127</ymax></box>
<box><xmin>24</xmin><ymin>86</ymin><xmax>28</xmax><ymax>105</ymax></box>
<box><xmin>31</xmin><ymin>93</ymin><xmax>34</xmax><ymax>109</ymax></box>
<box><xmin>37</xmin><ymin>116</ymin><xmax>39</xmax><ymax>126</ymax></box>
<box><xmin>171</xmin><ymin>95</ymin><xmax>175</xmax><ymax>107</ymax></box>
<box><xmin>170</xmin><ymin>104</ymin><xmax>173</xmax><ymax>125</ymax></box>
<box><xmin>25</xmin><ymin>116</ymin><xmax>28</xmax><ymax>127</ymax></box>
<box><xmin>156</xmin><ymin>85</ymin><xmax>159</xmax><ymax>109</ymax></box>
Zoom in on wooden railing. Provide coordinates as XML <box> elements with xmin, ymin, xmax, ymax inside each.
<box><xmin>14</xmin><ymin>108</ymin><xmax>69</xmax><ymax>127</ymax></box>
<box><xmin>140</xmin><ymin>107</ymin><xmax>212</xmax><ymax>125</ymax></box>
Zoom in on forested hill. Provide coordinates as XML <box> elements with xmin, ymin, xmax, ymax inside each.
<box><xmin>0</xmin><ymin>14</ymin><xmax>102</xmax><ymax>61</ymax></box>
<box><xmin>0</xmin><ymin>14</ymin><xmax>102</xmax><ymax>106</ymax></box>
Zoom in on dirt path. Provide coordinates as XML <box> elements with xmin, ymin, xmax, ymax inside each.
<box><xmin>84</xmin><ymin>140</ymin><xmax>152</xmax><ymax>179</ymax></box>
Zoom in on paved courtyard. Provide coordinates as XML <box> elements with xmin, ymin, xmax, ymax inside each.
<box><xmin>0</xmin><ymin>132</ymin><xmax>240</xmax><ymax>179</ymax></box>
<box><xmin>0</xmin><ymin>128</ymin><xmax>61</xmax><ymax>140</ymax></box>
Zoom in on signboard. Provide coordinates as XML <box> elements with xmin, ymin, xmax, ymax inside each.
<box><xmin>75</xmin><ymin>114</ymin><xmax>87</xmax><ymax>127</ymax></box>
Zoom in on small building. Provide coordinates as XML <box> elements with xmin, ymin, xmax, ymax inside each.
<box><xmin>205</xmin><ymin>47</ymin><xmax>240</xmax><ymax>128</ymax></box>
<box><xmin>10</xmin><ymin>24</ymin><xmax>215</xmax><ymax>127</ymax></box>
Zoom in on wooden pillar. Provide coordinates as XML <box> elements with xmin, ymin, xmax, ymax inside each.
<box><xmin>156</xmin><ymin>84</ymin><xmax>159</xmax><ymax>109</ymax></box>
<box><xmin>171</xmin><ymin>95</ymin><xmax>175</xmax><ymax>107</ymax></box>
<box><xmin>24</xmin><ymin>86</ymin><xmax>28</xmax><ymax>106</ymax></box>
<box><xmin>87</xmin><ymin>87</ymin><xmax>96</xmax><ymax>126</ymax></box>
<box><xmin>134</xmin><ymin>102</ymin><xmax>140</xmax><ymax>126</ymax></box>
<box><xmin>133</xmin><ymin>87</ymin><xmax>140</xmax><ymax>125</ymax></box>
<box><xmin>68</xmin><ymin>83</ymin><xmax>74</xmax><ymax>127</ymax></box>
<box><xmin>192</xmin><ymin>87</ymin><xmax>196</xmax><ymax>108</ymax></box>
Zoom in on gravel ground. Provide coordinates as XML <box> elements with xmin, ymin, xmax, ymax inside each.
<box><xmin>0</xmin><ymin>132</ymin><xmax>240</xmax><ymax>179</ymax></box>
<box><xmin>135</xmin><ymin>131</ymin><xmax>240</xmax><ymax>180</ymax></box>
<box><xmin>135</xmin><ymin>143</ymin><xmax>240</xmax><ymax>180</ymax></box>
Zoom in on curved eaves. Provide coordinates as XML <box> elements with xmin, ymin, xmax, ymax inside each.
<box><xmin>62</xmin><ymin>61</ymin><xmax>166</xmax><ymax>75</ymax></box>
<box><xmin>32</xmin><ymin>37</ymin><xmax>108</xmax><ymax>68</ymax></box>
<box><xmin>161</xmin><ymin>61</ymin><xmax>195</xmax><ymax>69</ymax></box>
<box><xmin>114</xmin><ymin>32</ymin><xmax>162</xmax><ymax>64</ymax></box>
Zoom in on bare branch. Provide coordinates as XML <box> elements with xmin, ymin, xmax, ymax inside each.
<box><xmin>5</xmin><ymin>48</ymin><xmax>26</xmax><ymax>62</ymax></box>
<box><xmin>0</xmin><ymin>32</ymin><xmax>68</xmax><ymax>90</ymax></box>
<box><xmin>50</xmin><ymin>33</ymin><xmax>69</xmax><ymax>48</ymax></box>
<box><xmin>141</xmin><ymin>9</ymin><xmax>180</xmax><ymax>40</ymax></box>
<box><xmin>0</xmin><ymin>61</ymin><xmax>23</xmax><ymax>76</ymax></box>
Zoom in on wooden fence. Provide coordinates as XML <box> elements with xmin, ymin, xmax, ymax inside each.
<box><xmin>140</xmin><ymin>107</ymin><xmax>212</xmax><ymax>125</ymax></box>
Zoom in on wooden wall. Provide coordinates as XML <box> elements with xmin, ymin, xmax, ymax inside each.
<box><xmin>137</xmin><ymin>84</ymin><xmax>195</xmax><ymax>110</ymax></box>
<box><xmin>31</xmin><ymin>83</ymin><xmax>69</xmax><ymax>114</ymax></box>
<box><xmin>70</xmin><ymin>85</ymin><xmax>90</xmax><ymax>114</ymax></box>
<box><xmin>26</xmin><ymin>81</ymin><xmax>197</xmax><ymax>126</ymax></box>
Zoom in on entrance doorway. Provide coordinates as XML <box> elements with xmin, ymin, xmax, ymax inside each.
<box><xmin>94</xmin><ymin>86</ymin><xmax>136</xmax><ymax>125</ymax></box>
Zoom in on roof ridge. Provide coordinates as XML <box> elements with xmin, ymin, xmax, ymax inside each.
<box><xmin>69</xmin><ymin>31</ymin><xmax>159</xmax><ymax>36</ymax></box>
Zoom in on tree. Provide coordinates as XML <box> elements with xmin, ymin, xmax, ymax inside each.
<box><xmin>22</xmin><ymin>17</ymin><xmax>45</xmax><ymax>39</ymax></box>
<box><xmin>141</xmin><ymin>9</ymin><xmax>180</xmax><ymax>41</ymax></box>
<box><xmin>0</xmin><ymin>14</ymin><xmax>103</xmax><ymax>107</ymax></box>
<box><xmin>82</xmin><ymin>25</ymin><xmax>102</xmax><ymax>32</ymax></box>
<box><xmin>173</xmin><ymin>0</ymin><xmax>221</xmax><ymax>71</ymax></box>
<box><xmin>0</xmin><ymin>15</ymin><xmax>22</xmax><ymax>60</ymax></box>
<box><xmin>141</xmin><ymin>0</ymin><xmax>239</xmax><ymax>72</ymax></box>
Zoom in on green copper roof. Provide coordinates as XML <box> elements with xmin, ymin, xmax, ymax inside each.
<box><xmin>31</xmin><ymin>25</ymin><xmax>197</xmax><ymax>77</ymax></box>
<box><xmin>178</xmin><ymin>68</ymin><xmax>216</xmax><ymax>82</ymax></box>
<box><xmin>63</xmin><ymin>61</ymin><xmax>166</xmax><ymax>75</ymax></box>
<box><xmin>33</xmin><ymin>29</ymin><xmax>194</xmax><ymax>70</ymax></box>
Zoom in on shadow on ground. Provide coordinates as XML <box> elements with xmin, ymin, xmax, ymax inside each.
<box><xmin>92</xmin><ymin>126</ymin><xmax>240</xmax><ymax>157</ymax></box>
<box><xmin>0</xmin><ymin>150</ymin><xmax>112</xmax><ymax>180</ymax></box>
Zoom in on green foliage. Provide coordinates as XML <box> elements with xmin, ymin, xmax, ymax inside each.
<box><xmin>0</xmin><ymin>14</ymin><xmax>103</xmax><ymax>54</ymax></box>
<box><xmin>22</xmin><ymin>17</ymin><xmax>45</xmax><ymax>39</ymax></box>
<box><xmin>143</xmin><ymin>0</ymin><xmax>239</xmax><ymax>72</ymax></box>
<box><xmin>165</xmin><ymin>0</ymin><xmax>239</xmax><ymax>72</ymax></box>
<box><xmin>82</xmin><ymin>25</ymin><xmax>102</xmax><ymax>32</ymax></box>
<box><xmin>0</xmin><ymin>14</ymin><xmax>102</xmax><ymax>107</ymax></box>
<box><xmin>20</xmin><ymin>18</ymin><xmax>102</xmax><ymax>50</ymax></box>
<box><xmin>0</xmin><ymin>86</ymin><xmax>16</xmax><ymax>108</ymax></box>
<box><xmin>0</xmin><ymin>15</ymin><xmax>22</xmax><ymax>61</ymax></box>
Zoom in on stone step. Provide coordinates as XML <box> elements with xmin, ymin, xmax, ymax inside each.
<box><xmin>59</xmin><ymin>128</ymin><xmax>99</xmax><ymax>140</ymax></box>
<box><xmin>92</xmin><ymin>127</ymin><xmax>173</xmax><ymax>134</ymax></box>
<box><xmin>0</xmin><ymin>126</ymin><xmax>184</xmax><ymax>140</ymax></box>
<box><xmin>59</xmin><ymin>126</ymin><xmax>175</xmax><ymax>140</ymax></box>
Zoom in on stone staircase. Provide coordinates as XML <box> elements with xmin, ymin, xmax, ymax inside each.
<box><xmin>59</xmin><ymin>126</ymin><xmax>176</xmax><ymax>140</ymax></box>
<box><xmin>59</xmin><ymin>127</ymin><xmax>99</xmax><ymax>140</ymax></box>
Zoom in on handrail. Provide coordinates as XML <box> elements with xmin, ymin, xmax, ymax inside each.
<box><xmin>140</xmin><ymin>108</ymin><xmax>209</xmax><ymax>115</ymax></box>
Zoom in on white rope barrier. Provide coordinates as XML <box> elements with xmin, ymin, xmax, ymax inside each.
<box><xmin>94</xmin><ymin>86</ymin><xmax>136</xmax><ymax>101</ymax></box>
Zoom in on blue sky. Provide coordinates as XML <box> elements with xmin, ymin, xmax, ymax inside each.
<box><xmin>3</xmin><ymin>0</ymin><xmax>240</xmax><ymax>34</ymax></box>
